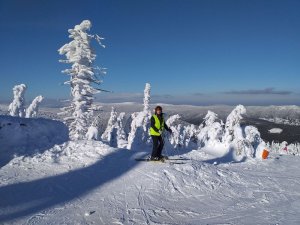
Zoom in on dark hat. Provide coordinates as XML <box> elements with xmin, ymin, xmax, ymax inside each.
<box><xmin>155</xmin><ymin>105</ymin><xmax>162</xmax><ymax>111</ymax></box>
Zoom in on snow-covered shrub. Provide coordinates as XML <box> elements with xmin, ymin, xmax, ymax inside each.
<box><xmin>85</xmin><ymin>114</ymin><xmax>103</xmax><ymax>141</ymax></box>
<box><xmin>198</xmin><ymin>111</ymin><xmax>223</xmax><ymax>148</ymax></box>
<box><xmin>269</xmin><ymin>141</ymin><xmax>299</xmax><ymax>156</ymax></box>
<box><xmin>58</xmin><ymin>19</ymin><xmax>106</xmax><ymax>140</ymax></box>
<box><xmin>165</xmin><ymin>114</ymin><xmax>182</xmax><ymax>148</ymax></box>
<box><xmin>196</xmin><ymin>105</ymin><xmax>266</xmax><ymax>161</ymax></box>
<box><xmin>182</xmin><ymin>124</ymin><xmax>198</xmax><ymax>149</ymax></box>
<box><xmin>26</xmin><ymin>95</ymin><xmax>44</xmax><ymax>118</ymax></box>
<box><xmin>165</xmin><ymin>114</ymin><xmax>197</xmax><ymax>150</ymax></box>
<box><xmin>86</xmin><ymin>126</ymin><xmax>99</xmax><ymax>140</ymax></box>
<box><xmin>244</xmin><ymin>125</ymin><xmax>266</xmax><ymax>158</ymax></box>
<box><xmin>8</xmin><ymin>84</ymin><xmax>27</xmax><ymax>117</ymax></box>
<box><xmin>127</xmin><ymin>111</ymin><xmax>151</xmax><ymax>150</ymax></box>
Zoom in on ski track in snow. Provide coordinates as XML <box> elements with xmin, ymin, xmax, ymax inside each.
<box><xmin>0</xmin><ymin>142</ymin><xmax>300</xmax><ymax>224</ymax></box>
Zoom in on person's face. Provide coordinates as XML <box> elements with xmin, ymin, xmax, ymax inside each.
<box><xmin>156</xmin><ymin>109</ymin><xmax>162</xmax><ymax>115</ymax></box>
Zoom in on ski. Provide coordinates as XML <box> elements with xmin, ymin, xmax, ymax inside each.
<box><xmin>135</xmin><ymin>158</ymin><xmax>189</xmax><ymax>164</ymax></box>
<box><xmin>135</xmin><ymin>157</ymin><xmax>190</xmax><ymax>161</ymax></box>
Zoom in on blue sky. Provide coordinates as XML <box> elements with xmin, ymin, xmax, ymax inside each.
<box><xmin>0</xmin><ymin>0</ymin><xmax>299</xmax><ymax>106</ymax></box>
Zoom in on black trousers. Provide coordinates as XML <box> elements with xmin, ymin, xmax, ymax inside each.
<box><xmin>151</xmin><ymin>135</ymin><xmax>164</xmax><ymax>158</ymax></box>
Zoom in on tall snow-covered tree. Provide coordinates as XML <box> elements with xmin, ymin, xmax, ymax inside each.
<box><xmin>101</xmin><ymin>107</ymin><xmax>117</xmax><ymax>141</ymax></box>
<box><xmin>116</xmin><ymin>112</ymin><xmax>127</xmax><ymax>148</ymax></box>
<box><xmin>143</xmin><ymin>83</ymin><xmax>151</xmax><ymax>113</ymax></box>
<box><xmin>58</xmin><ymin>20</ymin><xmax>106</xmax><ymax>140</ymax></box>
<box><xmin>8</xmin><ymin>84</ymin><xmax>27</xmax><ymax>117</ymax></box>
<box><xmin>127</xmin><ymin>83</ymin><xmax>152</xmax><ymax>150</ymax></box>
<box><xmin>223</xmin><ymin>105</ymin><xmax>246</xmax><ymax>144</ymax></box>
<box><xmin>26</xmin><ymin>95</ymin><xmax>44</xmax><ymax>118</ymax></box>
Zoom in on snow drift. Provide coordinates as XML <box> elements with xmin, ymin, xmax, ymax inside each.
<box><xmin>0</xmin><ymin>115</ymin><xmax>68</xmax><ymax>167</ymax></box>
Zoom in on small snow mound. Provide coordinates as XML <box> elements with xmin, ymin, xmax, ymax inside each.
<box><xmin>268</xmin><ymin>128</ymin><xmax>283</xmax><ymax>134</ymax></box>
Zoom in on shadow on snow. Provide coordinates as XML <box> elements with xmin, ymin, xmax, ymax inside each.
<box><xmin>0</xmin><ymin>148</ymin><xmax>147</xmax><ymax>223</ymax></box>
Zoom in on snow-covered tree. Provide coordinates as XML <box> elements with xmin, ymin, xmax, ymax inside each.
<box><xmin>127</xmin><ymin>83</ymin><xmax>152</xmax><ymax>150</ymax></box>
<box><xmin>223</xmin><ymin>105</ymin><xmax>246</xmax><ymax>144</ymax></box>
<box><xmin>244</xmin><ymin>125</ymin><xmax>261</xmax><ymax>147</ymax></box>
<box><xmin>165</xmin><ymin>114</ymin><xmax>183</xmax><ymax>149</ymax></box>
<box><xmin>116</xmin><ymin>112</ymin><xmax>127</xmax><ymax>148</ymax></box>
<box><xmin>198</xmin><ymin>111</ymin><xmax>223</xmax><ymax>148</ymax></box>
<box><xmin>222</xmin><ymin>105</ymin><xmax>257</xmax><ymax>159</ymax></box>
<box><xmin>26</xmin><ymin>95</ymin><xmax>44</xmax><ymax>118</ymax></box>
<box><xmin>8</xmin><ymin>84</ymin><xmax>27</xmax><ymax>117</ymax></box>
<box><xmin>143</xmin><ymin>83</ymin><xmax>151</xmax><ymax>113</ymax></box>
<box><xmin>182</xmin><ymin>124</ymin><xmax>198</xmax><ymax>149</ymax></box>
<box><xmin>100</xmin><ymin>108</ymin><xmax>127</xmax><ymax>147</ymax></box>
<box><xmin>268</xmin><ymin>141</ymin><xmax>300</xmax><ymax>156</ymax></box>
<box><xmin>127</xmin><ymin>111</ymin><xmax>150</xmax><ymax>149</ymax></box>
<box><xmin>244</xmin><ymin>125</ymin><xmax>266</xmax><ymax>157</ymax></box>
<box><xmin>58</xmin><ymin>20</ymin><xmax>106</xmax><ymax>140</ymax></box>
<box><xmin>101</xmin><ymin>107</ymin><xmax>117</xmax><ymax>141</ymax></box>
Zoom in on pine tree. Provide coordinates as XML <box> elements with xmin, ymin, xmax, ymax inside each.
<box><xmin>58</xmin><ymin>20</ymin><xmax>106</xmax><ymax>140</ymax></box>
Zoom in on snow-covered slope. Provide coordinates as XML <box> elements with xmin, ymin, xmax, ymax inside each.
<box><xmin>0</xmin><ymin>115</ymin><xmax>68</xmax><ymax>168</ymax></box>
<box><xmin>0</xmin><ymin>141</ymin><xmax>300</xmax><ymax>224</ymax></box>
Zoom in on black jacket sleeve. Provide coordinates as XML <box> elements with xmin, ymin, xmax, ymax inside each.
<box><xmin>164</xmin><ymin>123</ymin><xmax>171</xmax><ymax>132</ymax></box>
<box><xmin>151</xmin><ymin>116</ymin><xmax>160</xmax><ymax>132</ymax></box>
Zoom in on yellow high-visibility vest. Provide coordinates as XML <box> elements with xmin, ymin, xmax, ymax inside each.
<box><xmin>150</xmin><ymin>114</ymin><xmax>164</xmax><ymax>136</ymax></box>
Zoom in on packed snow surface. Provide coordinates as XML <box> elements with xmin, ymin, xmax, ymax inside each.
<box><xmin>1</xmin><ymin>140</ymin><xmax>300</xmax><ymax>225</ymax></box>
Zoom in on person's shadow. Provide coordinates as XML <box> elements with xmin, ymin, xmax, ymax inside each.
<box><xmin>0</xmin><ymin>147</ymin><xmax>146</xmax><ymax>223</ymax></box>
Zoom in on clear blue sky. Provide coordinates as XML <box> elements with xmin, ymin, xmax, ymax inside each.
<box><xmin>0</xmin><ymin>0</ymin><xmax>299</xmax><ymax>105</ymax></box>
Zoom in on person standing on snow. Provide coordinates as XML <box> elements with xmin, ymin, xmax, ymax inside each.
<box><xmin>149</xmin><ymin>106</ymin><xmax>172</xmax><ymax>161</ymax></box>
